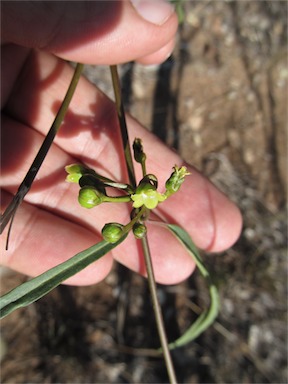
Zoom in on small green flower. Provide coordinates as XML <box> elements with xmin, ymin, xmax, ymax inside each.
<box><xmin>165</xmin><ymin>165</ymin><xmax>191</xmax><ymax>196</ymax></box>
<box><xmin>131</xmin><ymin>183</ymin><xmax>166</xmax><ymax>210</ymax></box>
<box><xmin>132</xmin><ymin>223</ymin><xmax>147</xmax><ymax>239</ymax></box>
<box><xmin>78</xmin><ymin>186</ymin><xmax>105</xmax><ymax>209</ymax></box>
<box><xmin>102</xmin><ymin>223</ymin><xmax>124</xmax><ymax>243</ymax></box>
<box><xmin>65</xmin><ymin>164</ymin><xmax>91</xmax><ymax>183</ymax></box>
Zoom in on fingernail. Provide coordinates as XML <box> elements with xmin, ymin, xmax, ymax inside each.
<box><xmin>131</xmin><ymin>0</ymin><xmax>175</xmax><ymax>25</ymax></box>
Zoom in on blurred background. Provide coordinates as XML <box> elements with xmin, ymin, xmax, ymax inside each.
<box><xmin>1</xmin><ymin>1</ymin><xmax>287</xmax><ymax>383</ymax></box>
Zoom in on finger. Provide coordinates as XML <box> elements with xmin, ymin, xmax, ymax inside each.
<box><xmin>136</xmin><ymin>38</ymin><xmax>176</xmax><ymax>65</ymax></box>
<box><xmin>4</xmin><ymin>51</ymin><xmax>242</xmax><ymax>255</ymax></box>
<box><xmin>2</xmin><ymin>112</ymin><xmax>235</xmax><ymax>284</ymax></box>
<box><xmin>0</xmin><ymin>44</ymin><xmax>31</xmax><ymax>108</ymax></box>
<box><xmin>0</xmin><ymin>190</ymin><xmax>113</xmax><ymax>286</ymax></box>
<box><xmin>1</xmin><ymin>116</ymin><xmax>196</xmax><ymax>285</ymax></box>
<box><xmin>2</xmin><ymin>0</ymin><xmax>178</xmax><ymax>65</ymax></box>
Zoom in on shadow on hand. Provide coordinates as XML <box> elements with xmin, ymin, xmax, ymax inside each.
<box><xmin>2</xmin><ymin>0</ymin><xmax>124</xmax><ymax>189</ymax></box>
<box><xmin>2</xmin><ymin>1</ymin><xmax>123</xmax><ymax>61</ymax></box>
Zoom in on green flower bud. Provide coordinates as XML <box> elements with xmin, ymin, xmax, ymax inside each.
<box><xmin>133</xmin><ymin>138</ymin><xmax>146</xmax><ymax>164</ymax></box>
<box><xmin>66</xmin><ymin>173</ymin><xmax>81</xmax><ymax>183</ymax></box>
<box><xmin>139</xmin><ymin>174</ymin><xmax>158</xmax><ymax>189</ymax></box>
<box><xmin>102</xmin><ymin>223</ymin><xmax>124</xmax><ymax>243</ymax></box>
<box><xmin>65</xmin><ymin>164</ymin><xmax>92</xmax><ymax>183</ymax></box>
<box><xmin>132</xmin><ymin>223</ymin><xmax>147</xmax><ymax>239</ymax></box>
<box><xmin>165</xmin><ymin>165</ymin><xmax>191</xmax><ymax>196</ymax></box>
<box><xmin>78</xmin><ymin>186</ymin><xmax>104</xmax><ymax>208</ymax></box>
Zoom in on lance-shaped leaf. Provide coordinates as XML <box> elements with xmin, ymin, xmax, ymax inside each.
<box><xmin>165</xmin><ymin>224</ymin><xmax>220</xmax><ymax>349</ymax></box>
<box><xmin>0</xmin><ymin>235</ymin><xmax>127</xmax><ymax>318</ymax></box>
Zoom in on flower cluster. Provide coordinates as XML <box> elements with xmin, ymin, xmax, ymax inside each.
<box><xmin>65</xmin><ymin>138</ymin><xmax>190</xmax><ymax>243</ymax></box>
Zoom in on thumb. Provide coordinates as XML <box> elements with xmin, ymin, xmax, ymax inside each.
<box><xmin>2</xmin><ymin>0</ymin><xmax>178</xmax><ymax>65</ymax></box>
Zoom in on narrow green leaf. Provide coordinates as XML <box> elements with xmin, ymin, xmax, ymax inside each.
<box><xmin>166</xmin><ymin>224</ymin><xmax>220</xmax><ymax>349</ymax></box>
<box><xmin>0</xmin><ymin>236</ymin><xmax>126</xmax><ymax>318</ymax></box>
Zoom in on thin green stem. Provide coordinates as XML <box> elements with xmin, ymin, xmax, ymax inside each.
<box><xmin>121</xmin><ymin>206</ymin><xmax>147</xmax><ymax>237</ymax></box>
<box><xmin>93</xmin><ymin>173</ymin><xmax>132</xmax><ymax>191</ymax></box>
<box><xmin>1</xmin><ymin>63</ymin><xmax>84</xmax><ymax>244</ymax></box>
<box><xmin>141</xmin><ymin>160</ymin><xmax>147</xmax><ymax>177</ymax></box>
<box><xmin>141</xmin><ymin>236</ymin><xmax>177</xmax><ymax>384</ymax></box>
<box><xmin>102</xmin><ymin>181</ymin><xmax>132</xmax><ymax>192</ymax></box>
<box><xmin>110</xmin><ymin>65</ymin><xmax>136</xmax><ymax>189</ymax></box>
<box><xmin>104</xmin><ymin>195</ymin><xmax>132</xmax><ymax>204</ymax></box>
<box><xmin>110</xmin><ymin>64</ymin><xmax>177</xmax><ymax>384</ymax></box>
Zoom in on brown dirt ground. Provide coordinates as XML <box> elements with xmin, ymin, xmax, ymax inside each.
<box><xmin>1</xmin><ymin>1</ymin><xmax>287</xmax><ymax>383</ymax></box>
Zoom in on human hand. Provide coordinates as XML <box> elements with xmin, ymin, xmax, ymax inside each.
<box><xmin>1</xmin><ymin>1</ymin><xmax>242</xmax><ymax>285</ymax></box>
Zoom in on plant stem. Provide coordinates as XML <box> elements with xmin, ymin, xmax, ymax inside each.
<box><xmin>105</xmin><ymin>195</ymin><xmax>132</xmax><ymax>204</ymax></box>
<box><xmin>110</xmin><ymin>64</ymin><xmax>177</xmax><ymax>384</ymax></box>
<box><xmin>141</xmin><ymin>159</ymin><xmax>147</xmax><ymax>177</ymax></box>
<box><xmin>1</xmin><ymin>63</ymin><xmax>84</xmax><ymax>242</ymax></box>
<box><xmin>122</xmin><ymin>205</ymin><xmax>146</xmax><ymax>235</ymax></box>
<box><xmin>141</xmin><ymin>235</ymin><xmax>178</xmax><ymax>383</ymax></box>
<box><xmin>110</xmin><ymin>65</ymin><xmax>136</xmax><ymax>189</ymax></box>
